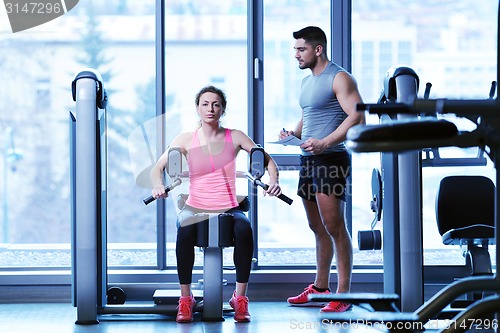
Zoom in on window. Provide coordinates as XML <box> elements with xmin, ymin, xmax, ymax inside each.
<box><xmin>1</xmin><ymin>0</ymin><xmax>496</xmax><ymax>272</ymax></box>
<box><xmin>259</xmin><ymin>0</ymin><xmax>331</xmax><ymax>266</ymax></box>
<box><xmin>0</xmin><ymin>1</ymin><xmax>157</xmax><ymax>267</ymax></box>
<box><xmin>163</xmin><ymin>0</ymin><xmax>248</xmax><ymax>268</ymax></box>
<box><xmin>351</xmin><ymin>0</ymin><xmax>497</xmax><ymax>265</ymax></box>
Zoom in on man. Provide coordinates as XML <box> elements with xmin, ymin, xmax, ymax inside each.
<box><xmin>280</xmin><ymin>26</ymin><xmax>365</xmax><ymax>313</ymax></box>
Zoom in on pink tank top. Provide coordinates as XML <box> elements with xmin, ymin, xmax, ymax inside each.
<box><xmin>185</xmin><ymin>128</ymin><xmax>238</xmax><ymax>210</ymax></box>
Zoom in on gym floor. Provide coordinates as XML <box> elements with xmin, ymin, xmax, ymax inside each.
<box><xmin>1</xmin><ymin>301</ymin><xmax>496</xmax><ymax>333</ymax></box>
<box><xmin>0</xmin><ymin>301</ymin><xmax>382</xmax><ymax>333</ymax></box>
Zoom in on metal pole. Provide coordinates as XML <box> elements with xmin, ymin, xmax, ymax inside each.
<box><xmin>74</xmin><ymin>76</ymin><xmax>99</xmax><ymax>325</ymax></box>
<box><xmin>396</xmin><ymin>74</ymin><xmax>423</xmax><ymax>312</ymax></box>
<box><xmin>2</xmin><ymin>128</ymin><xmax>10</xmax><ymax>243</ymax></box>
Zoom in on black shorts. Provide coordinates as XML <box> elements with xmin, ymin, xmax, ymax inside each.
<box><xmin>297</xmin><ymin>151</ymin><xmax>351</xmax><ymax>202</ymax></box>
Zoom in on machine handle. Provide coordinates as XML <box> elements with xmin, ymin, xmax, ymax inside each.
<box><xmin>143</xmin><ymin>178</ymin><xmax>182</xmax><ymax>205</ymax></box>
<box><xmin>423</xmin><ymin>82</ymin><xmax>432</xmax><ymax>99</ymax></box>
<box><xmin>254</xmin><ymin>179</ymin><xmax>293</xmax><ymax>205</ymax></box>
<box><xmin>276</xmin><ymin>193</ymin><xmax>294</xmax><ymax>205</ymax></box>
<box><xmin>356</xmin><ymin>102</ymin><xmax>413</xmax><ymax>115</ymax></box>
<box><xmin>489</xmin><ymin>81</ymin><xmax>497</xmax><ymax>99</ymax></box>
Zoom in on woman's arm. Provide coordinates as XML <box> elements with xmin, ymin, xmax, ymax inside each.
<box><xmin>149</xmin><ymin>132</ymin><xmax>190</xmax><ymax>199</ymax></box>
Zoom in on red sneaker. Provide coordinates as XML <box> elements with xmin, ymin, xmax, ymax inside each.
<box><xmin>320</xmin><ymin>301</ymin><xmax>352</xmax><ymax>313</ymax></box>
<box><xmin>229</xmin><ymin>291</ymin><xmax>251</xmax><ymax>322</ymax></box>
<box><xmin>176</xmin><ymin>294</ymin><xmax>195</xmax><ymax>323</ymax></box>
<box><xmin>287</xmin><ymin>284</ymin><xmax>331</xmax><ymax>306</ymax></box>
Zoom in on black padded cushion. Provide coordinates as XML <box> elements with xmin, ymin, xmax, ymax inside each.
<box><xmin>436</xmin><ymin>176</ymin><xmax>495</xmax><ymax>244</ymax></box>
<box><xmin>441</xmin><ymin>225</ymin><xmax>495</xmax><ymax>245</ymax></box>
<box><xmin>347</xmin><ymin>119</ymin><xmax>457</xmax><ymax>143</ymax></box>
<box><xmin>176</xmin><ymin>194</ymin><xmax>250</xmax><ymax>212</ymax></box>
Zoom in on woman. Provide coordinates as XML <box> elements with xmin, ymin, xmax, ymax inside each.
<box><xmin>150</xmin><ymin>85</ymin><xmax>282</xmax><ymax>323</ymax></box>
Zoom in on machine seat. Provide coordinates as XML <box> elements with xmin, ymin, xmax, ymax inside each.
<box><xmin>176</xmin><ymin>194</ymin><xmax>250</xmax><ymax>248</ymax></box>
<box><xmin>436</xmin><ymin>175</ymin><xmax>495</xmax><ymax>278</ymax></box>
<box><xmin>441</xmin><ymin>224</ymin><xmax>495</xmax><ymax>246</ymax></box>
<box><xmin>436</xmin><ymin>176</ymin><xmax>495</xmax><ymax>243</ymax></box>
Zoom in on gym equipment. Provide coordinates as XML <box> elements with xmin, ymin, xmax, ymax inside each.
<box><xmin>175</xmin><ymin>199</ymin><xmax>240</xmax><ymax>321</ymax></box>
<box><xmin>352</xmin><ymin>65</ymin><xmax>492</xmax><ymax>310</ymax></box>
<box><xmin>355</xmin><ymin>65</ymin><xmax>424</xmax><ymax>311</ymax></box>
<box><xmin>436</xmin><ymin>175</ymin><xmax>495</xmax><ymax>277</ymax></box>
<box><xmin>143</xmin><ymin>147</ymin><xmax>292</xmax><ymax>206</ymax></box>
<box><xmin>420</xmin><ymin>81</ymin><xmax>494</xmax><ymax>168</ymax></box>
<box><xmin>144</xmin><ymin>147</ymin><xmax>234</xmax><ymax>321</ymax></box>
<box><xmin>315</xmin><ymin>94</ymin><xmax>500</xmax><ymax>331</ymax></box>
<box><xmin>150</xmin><ymin>147</ymin><xmax>292</xmax><ymax>321</ymax></box>
<box><xmin>153</xmin><ymin>147</ymin><xmax>237</xmax><ymax>322</ymax></box>
<box><xmin>246</xmin><ymin>146</ymin><xmax>293</xmax><ymax>205</ymax></box>
<box><xmin>436</xmin><ymin>175</ymin><xmax>495</xmax><ymax>309</ymax></box>
<box><xmin>71</xmin><ymin>70</ymin><xmax>293</xmax><ymax>323</ymax></box>
<box><xmin>70</xmin><ymin>70</ymin><xmax>196</xmax><ymax>323</ymax></box>
<box><xmin>70</xmin><ymin>68</ymin><xmax>108</xmax><ymax>324</ymax></box>
<box><xmin>310</xmin><ymin>20</ymin><xmax>500</xmax><ymax>322</ymax></box>
<box><xmin>142</xmin><ymin>147</ymin><xmax>183</xmax><ymax>205</ymax></box>
<box><xmin>147</xmin><ymin>147</ymin><xmax>291</xmax><ymax>321</ymax></box>
<box><xmin>357</xmin><ymin>169</ymin><xmax>382</xmax><ymax>251</ymax></box>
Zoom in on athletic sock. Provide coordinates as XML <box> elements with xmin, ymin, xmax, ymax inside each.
<box><xmin>312</xmin><ymin>285</ymin><xmax>331</xmax><ymax>293</ymax></box>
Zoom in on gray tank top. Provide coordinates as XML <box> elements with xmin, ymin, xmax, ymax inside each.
<box><xmin>299</xmin><ymin>62</ymin><xmax>348</xmax><ymax>155</ymax></box>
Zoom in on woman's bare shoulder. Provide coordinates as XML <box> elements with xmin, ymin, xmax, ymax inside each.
<box><xmin>170</xmin><ymin>131</ymin><xmax>195</xmax><ymax>150</ymax></box>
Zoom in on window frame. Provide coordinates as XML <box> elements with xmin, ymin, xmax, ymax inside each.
<box><xmin>0</xmin><ymin>0</ymin><xmax>484</xmax><ymax>297</ymax></box>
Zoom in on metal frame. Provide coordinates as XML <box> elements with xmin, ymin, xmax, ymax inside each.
<box><xmin>71</xmin><ymin>70</ymin><xmax>107</xmax><ymax>324</ymax></box>
<box><xmin>247</xmin><ymin>0</ymin><xmax>264</xmax><ymax>268</ymax></box>
<box><xmin>155</xmin><ymin>0</ymin><xmax>167</xmax><ymax>270</ymax></box>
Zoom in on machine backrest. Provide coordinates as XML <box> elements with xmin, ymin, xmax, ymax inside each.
<box><xmin>436</xmin><ymin>175</ymin><xmax>495</xmax><ymax>236</ymax></box>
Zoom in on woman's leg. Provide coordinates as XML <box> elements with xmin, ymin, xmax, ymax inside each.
<box><xmin>176</xmin><ymin>208</ymin><xmax>198</xmax><ymax>296</ymax></box>
<box><xmin>231</xmin><ymin>209</ymin><xmax>253</xmax><ymax>296</ymax></box>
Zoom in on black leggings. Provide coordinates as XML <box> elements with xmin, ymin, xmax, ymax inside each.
<box><xmin>176</xmin><ymin>206</ymin><xmax>254</xmax><ymax>285</ymax></box>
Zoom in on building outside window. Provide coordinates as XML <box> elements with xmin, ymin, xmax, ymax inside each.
<box><xmin>0</xmin><ymin>0</ymin><xmax>496</xmax><ymax>271</ymax></box>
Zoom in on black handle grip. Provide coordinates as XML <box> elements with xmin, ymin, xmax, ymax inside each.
<box><xmin>424</xmin><ymin>82</ymin><xmax>432</xmax><ymax>99</ymax></box>
<box><xmin>489</xmin><ymin>81</ymin><xmax>497</xmax><ymax>99</ymax></box>
<box><xmin>255</xmin><ymin>179</ymin><xmax>293</xmax><ymax>205</ymax></box>
<box><xmin>356</xmin><ymin>102</ymin><xmax>413</xmax><ymax>115</ymax></box>
<box><xmin>143</xmin><ymin>186</ymin><xmax>173</xmax><ymax>205</ymax></box>
<box><xmin>277</xmin><ymin>193</ymin><xmax>293</xmax><ymax>205</ymax></box>
<box><xmin>143</xmin><ymin>195</ymin><xmax>156</xmax><ymax>205</ymax></box>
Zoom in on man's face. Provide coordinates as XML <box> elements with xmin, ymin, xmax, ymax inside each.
<box><xmin>294</xmin><ymin>38</ymin><xmax>318</xmax><ymax>70</ymax></box>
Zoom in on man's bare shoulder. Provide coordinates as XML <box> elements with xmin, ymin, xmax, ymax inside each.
<box><xmin>333</xmin><ymin>71</ymin><xmax>359</xmax><ymax>93</ymax></box>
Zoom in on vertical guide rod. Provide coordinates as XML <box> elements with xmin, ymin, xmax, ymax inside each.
<box><xmin>74</xmin><ymin>77</ymin><xmax>99</xmax><ymax>324</ymax></box>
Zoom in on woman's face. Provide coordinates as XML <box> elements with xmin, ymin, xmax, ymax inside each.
<box><xmin>197</xmin><ymin>92</ymin><xmax>224</xmax><ymax>124</ymax></box>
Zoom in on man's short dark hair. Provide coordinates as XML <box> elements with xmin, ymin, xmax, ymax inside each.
<box><xmin>293</xmin><ymin>26</ymin><xmax>327</xmax><ymax>52</ymax></box>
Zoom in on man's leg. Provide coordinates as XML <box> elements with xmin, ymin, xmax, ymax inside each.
<box><xmin>302</xmin><ymin>198</ymin><xmax>334</xmax><ymax>289</ymax></box>
<box><xmin>286</xmin><ymin>198</ymin><xmax>334</xmax><ymax>306</ymax></box>
<box><xmin>316</xmin><ymin>193</ymin><xmax>352</xmax><ymax>293</ymax></box>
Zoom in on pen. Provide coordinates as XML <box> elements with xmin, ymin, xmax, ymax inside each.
<box><xmin>283</xmin><ymin>128</ymin><xmax>287</xmax><ymax>133</ymax></box>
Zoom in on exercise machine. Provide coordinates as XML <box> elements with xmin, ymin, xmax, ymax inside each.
<box><xmin>314</xmin><ymin>81</ymin><xmax>500</xmax><ymax>333</ymax></box>
<box><xmin>70</xmin><ymin>68</ymin><xmax>108</xmax><ymax>324</ymax></box>
<box><xmin>142</xmin><ymin>146</ymin><xmax>292</xmax><ymax>321</ymax></box>
<box><xmin>354</xmin><ymin>65</ymin><xmax>424</xmax><ymax>312</ymax></box>
<box><xmin>71</xmin><ymin>69</ymin><xmax>292</xmax><ymax>323</ymax></box>
<box><xmin>355</xmin><ymin>67</ymin><xmax>492</xmax><ymax>314</ymax></box>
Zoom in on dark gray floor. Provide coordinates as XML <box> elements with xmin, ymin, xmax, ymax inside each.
<box><xmin>0</xmin><ymin>301</ymin><xmax>382</xmax><ymax>333</ymax></box>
